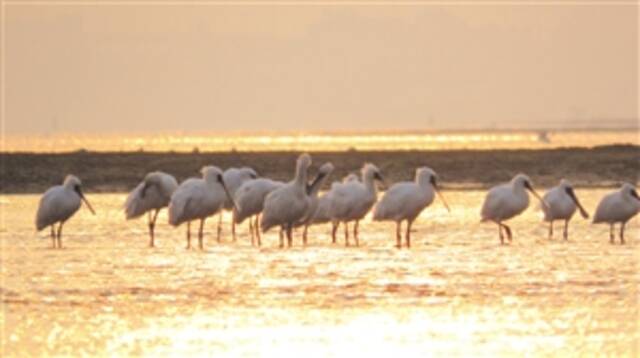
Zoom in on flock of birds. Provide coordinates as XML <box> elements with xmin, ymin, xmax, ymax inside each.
<box><xmin>36</xmin><ymin>153</ymin><xmax>639</xmax><ymax>249</ymax></box>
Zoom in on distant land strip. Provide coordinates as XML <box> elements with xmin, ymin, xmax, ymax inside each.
<box><xmin>1</xmin><ymin>145</ymin><xmax>638</xmax><ymax>194</ymax></box>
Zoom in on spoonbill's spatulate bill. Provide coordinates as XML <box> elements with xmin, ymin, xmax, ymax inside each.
<box><xmin>373</xmin><ymin>167</ymin><xmax>449</xmax><ymax>248</ymax></box>
<box><xmin>168</xmin><ymin>166</ymin><xmax>238</xmax><ymax>250</ymax></box>
<box><xmin>36</xmin><ymin>175</ymin><xmax>96</xmax><ymax>249</ymax></box>
<box><xmin>329</xmin><ymin>163</ymin><xmax>384</xmax><ymax>247</ymax></box>
<box><xmin>260</xmin><ymin>153</ymin><xmax>313</xmax><ymax>248</ymax></box>
<box><xmin>592</xmin><ymin>183</ymin><xmax>640</xmax><ymax>244</ymax></box>
<box><xmin>481</xmin><ymin>174</ymin><xmax>547</xmax><ymax>245</ymax></box>
<box><xmin>541</xmin><ymin>179</ymin><xmax>589</xmax><ymax>240</ymax></box>
<box><xmin>219</xmin><ymin>167</ymin><xmax>258</xmax><ymax>241</ymax></box>
<box><xmin>124</xmin><ymin>171</ymin><xmax>178</xmax><ymax>247</ymax></box>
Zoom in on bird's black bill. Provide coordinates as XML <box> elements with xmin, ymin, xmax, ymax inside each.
<box><xmin>307</xmin><ymin>172</ymin><xmax>327</xmax><ymax>195</ymax></box>
<box><xmin>219</xmin><ymin>176</ymin><xmax>239</xmax><ymax>212</ymax></box>
<box><xmin>525</xmin><ymin>181</ymin><xmax>549</xmax><ymax>209</ymax></box>
<box><xmin>75</xmin><ymin>186</ymin><xmax>96</xmax><ymax>215</ymax></box>
<box><xmin>631</xmin><ymin>189</ymin><xmax>640</xmax><ymax>201</ymax></box>
<box><xmin>433</xmin><ymin>182</ymin><xmax>451</xmax><ymax>212</ymax></box>
<box><xmin>565</xmin><ymin>187</ymin><xmax>589</xmax><ymax>219</ymax></box>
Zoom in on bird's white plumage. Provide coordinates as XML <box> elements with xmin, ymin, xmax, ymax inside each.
<box><xmin>36</xmin><ymin>175</ymin><xmax>84</xmax><ymax>231</ymax></box>
<box><xmin>234</xmin><ymin>178</ymin><xmax>284</xmax><ymax>224</ymax></box>
<box><xmin>298</xmin><ymin>162</ymin><xmax>335</xmax><ymax>225</ymax></box>
<box><xmin>260</xmin><ymin>153</ymin><xmax>312</xmax><ymax>232</ymax></box>
<box><xmin>373</xmin><ymin>167</ymin><xmax>437</xmax><ymax>222</ymax></box>
<box><xmin>593</xmin><ymin>183</ymin><xmax>640</xmax><ymax>224</ymax></box>
<box><xmin>168</xmin><ymin>166</ymin><xmax>227</xmax><ymax>226</ymax></box>
<box><xmin>222</xmin><ymin>167</ymin><xmax>257</xmax><ymax>210</ymax></box>
<box><xmin>329</xmin><ymin>163</ymin><xmax>381</xmax><ymax>222</ymax></box>
<box><xmin>481</xmin><ymin>174</ymin><xmax>532</xmax><ymax>222</ymax></box>
<box><xmin>542</xmin><ymin>179</ymin><xmax>587</xmax><ymax>221</ymax></box>
<box><xmin>125</xmin><ymin>171</ymin><xmax>178</xmax><ymax>220</ymax></box>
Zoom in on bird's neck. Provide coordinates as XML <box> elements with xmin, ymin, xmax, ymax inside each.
<box><xmin>295</xmin><ymin>163</ymin><xmax>308</xmax><ymax>189</ymax></box>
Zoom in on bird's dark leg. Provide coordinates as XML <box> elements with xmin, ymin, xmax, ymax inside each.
<box><xmin>354</xmin><ymin>220</ymin><xmax>360</xmax><ymax>247</ymax></box>
<box><xmin>217</xmin><ymin>213</ymin><xmax>222</xmax><ymax>243</ymax></box>
<box><xmin>198</xmin><ymin>219</ymin><xmax>205</xmax><ymax>250</ymax></box>
<box><xmin>50</xmin><ymin>225</ymin><xmax>56</xmax><ymax>249</ymax></box>
<box><xmin>331</xmin><ymin>221</ymin><xmax>338</xmax><ymax>244</ymax></box>
<box><xmin>406</xmin><ymin>220</ymin><xmax>413</xmax><ymax>248</ymax></box>
<box><xmin>498</xmin><ymin>223</ymin><xmax>504</xmax><ymax>245</ymax></box>
<box><xmin>620</xmin><ymin>222</ymin><xmax>626</xmax><ymax>245</ymax></box>
<box><xmin>548</xmin><ymin>221</ymin><xmax>553</xmax><ymax>240</ymax></box>
<box><xmin>186</xmin><ymin>221</ymin><xmax>192</xmax><ymax>249</ymax></box>
<box><xmin>303</xmin><ymin>224</ymin><xmax>308</xmax><ymax>246</ymax></box>
<box><xmin>249</xmin><ymin>216</ymin><xmax>255</xmax><ymax>246</ymax></box>
<box><xmin>279</xmin><ymin>226</ymin><xmax>284</xmax><ymax>248</ymax></box>
<box><xmin>503</xmin><ymin>224</ymin><xmax>512</xmax><ymax>242</ymax></box>
<box><xmin>344</xmin><ymin>221</ymin><xmax>350</xmax><ymax>247</ymax></box>
<box><xmin>563</xmin><ymin>220</ymin><xmax>569</xmax><ymax>241</ymax></box>
<box><xmin>231</xmin><ymin>212</ymin><xmax>237</xmax><ymax>242</ymax></box>
<box><xmin>396</xmin><ymin>221</ymin><xmax>402</xmax><ymax>248</ymax></box>
<box><xmin>149</xmin><ymin>209</ymin><xmax>159</xmax><ymax>248</ymax></box>
<box><xmin>609</xmin><ymin>224</ymin><xmax>615</xmax><ymax>244</ymax></box>
<box><xmin>286</xmin><ymin>223</ymin><xmax>293</xmax><ymax>248</ymax></box>
<box><xmin>253</xmin><ymin>214</ymin><xmax>262</xmax><ymax>246</ymax></box>
<box><xmin>56</xmin><ymin>221</ymin><xmax>65</xmax><ymax>249</ymax></box>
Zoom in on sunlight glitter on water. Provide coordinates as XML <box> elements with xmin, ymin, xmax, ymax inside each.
<box><xmin>3</xmin><ymin>130</ymin><xmax>638</xmax><ymax>152</ymax></box>
<box><xmin>1</xmin><ymin>190</ymin><xmax>638</xmax><ymax>356</ymax></box>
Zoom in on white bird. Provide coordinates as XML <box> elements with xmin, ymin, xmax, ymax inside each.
<box><xmin>124</xmin><ymin>171</ymin><xmax>178</xmax><ymax>247</ymax></box>
<box><xmin>260</xmin><ymin>153</ymin><xmax>313</xmax><ymax>248</ymax></box>
<box><xmin>329</xmin><ymin>163</ymin><xmax>384</xmax><ymax>246</ymax></box>
<box><xmin>219</xmin><ymin>167</ymin><xmax>258</xmax><ymax>241</ymax></box>
<box><xmin>168</xmin><ymin>166</ymin><xmax>237</xmax><ymax>250</ymax></box>
<box><xmin>541</xmin><ymin>179</ymin><xmax>589</xmax><ymax>240</ymax></box>
<box><xmin>296</xmin><ymin>162</ymin><xmax>335</xmax><ymax>245</ymax></box>
<box><xmin>35</xmin><ymin>175</ymin><xmax>95</xmax><ymax>249</ymax></box>
<box><xmin>233</xmin><ymin>178</ymin><xmax>284</xmax><ymax>246</ymax></box>
<box><xmin>373</xmin><ymin>167</ymin><xmax>450</xmax><ymax>248</ymax></box>
<box><xmin>481</xmin><ymin>173</ymin><xmax>547</xmax><ymax>244</ymax></box>
<box><xmin>592</xmin><ymin>183</ymin><xmax>640</xmax><ymax>244</ymax></box>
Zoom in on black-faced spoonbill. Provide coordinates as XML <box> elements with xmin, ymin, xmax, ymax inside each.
<box><xmin>481</xmin><ymin>173</ymin><xmax>547</xmax><ymax>244</ymax></box>
<box><xmin>329</xmin><ymin>163</ymin><xmax>384</xmax><ymax>246</ymax></box>
<box><xmin>296</xmin><ymin>162</ymin><xmax>335</xmax><ymax>245</ymax></box>
<box><xmin>541</xmin><ymin>179</ymin><xmax>589</xmax><ymax>240</ymax></box>
<box><xmin>592</xmin><ymin>183</ymin><xmax>640</xmax><ymax>244</ymax></box>
<box><xmin>233</xmin><ymin>178</ymin><xmax>284</xmax><ymax>246</ymax></box>
<box><xmin>125</xmin><ymin>171</ymin><xmax>178</xmax><ymax>247</ymax></box>
<box><xmin>219</xmin><ymin>167</ymin><xmax>258</xmax><ymax>241</ymax></box>
<box><xmin>35</xmin><ymin>175</ymin><xmax>95</xmax><ymax>248</ymax></box>
<box><xmin>260</xmin><ymin>153</ymin><xmax>313</xmax><ymax>248</ymax></box>
<box><xmin>168</xmin><ymin>166</ymin><xmax>238</xmax><ymax>250</ymax></box>
<box><xmin>373</xmin><ymin>167</ymin><xmax>450</xmax><ymax>248</ymax></box>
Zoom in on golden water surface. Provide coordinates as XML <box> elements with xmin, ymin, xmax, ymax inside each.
<box><xmin>1</xmin><ymin>190</ymin><xmax>638</xmax><ymax>356</ymax></box>
<box><xmin>4</xmin><ymin>130</ymin><xmax>638</xmax><ymax>152</ymax></box>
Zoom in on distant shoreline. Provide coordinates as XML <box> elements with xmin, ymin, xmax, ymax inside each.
<box><xmin>2</xmin><ymin>145</ymin><xmax>638</xmax><ymax>194</ymax></box>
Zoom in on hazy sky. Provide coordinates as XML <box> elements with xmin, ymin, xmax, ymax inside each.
<box><xmin>4</xmin><ymin>3</ymin><xmax>638</xmax><ymax>134</ymax></box>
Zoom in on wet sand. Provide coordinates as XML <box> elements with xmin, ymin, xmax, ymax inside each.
<box><xmin>2</xmin><ymin>145</ymin><xmax>639</xmax><ymax>193</ymax></box>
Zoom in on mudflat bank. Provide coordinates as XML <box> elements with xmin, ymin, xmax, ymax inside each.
<box><xmin>1</xmin><ymin>145</ymin><xmax>638</xmax><ymax>194</ymax></box>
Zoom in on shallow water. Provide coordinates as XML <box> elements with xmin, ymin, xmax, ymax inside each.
<box><xmin>1</xmin><ymin>190</ymin><xmax>638</xmax><ymax>356</ymax></box>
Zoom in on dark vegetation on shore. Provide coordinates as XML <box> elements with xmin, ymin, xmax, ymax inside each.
<box><xmin>1</xmin><ymin>145</ymin><xmax>638</xmax><ymax>194</ymax></box>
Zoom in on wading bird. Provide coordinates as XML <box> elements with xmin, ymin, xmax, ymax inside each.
<box><xmin>541</xmin><ymin>179</ymin><xmax>589</xmax><ymax>240</ymax></box>
<box><xmin>329</xmin><ymin>163</ymin><xmax>384</xmax><ymax>246</ymax></box>
<box><xmin>168</xmin><ymin>166</ymin><xmax>237</xmax><ymax>250</ymax></box>
<box><xmin>219</xmin><ymin>167</ymin><xmax>258</xmax><ymax>241</ymax></box>
<box><xmin>296</xmin><ymin>162</ymin><xmax>335</xmax><ymax>245</ymax></box>
<box><xmin>125</xmin><ymin>171</ymin><xmax>178</xmax><ymax>247</ymax></box>
<box><xmin>481</xmin><ymin>174</ymin><xmax>547</xmax><ymax>244</ymax></box>
<box><xmin>36</xmin><ymin>175</ymin><xmax>95</xmax><ymax>249</ymax></box>
<box><xmin>592</xmin><ymin>183</ymin><xmax>640</xmax><ymax>244</ymax></box>
<box><xmin>234</xmin><ymin>178</ymin><xmax>284</xmax><ymax>246</ymax></box>
<box><xmin>260</xmin><ymin>153</ymin><xmax>313</xmax><ymax>248</ymax></box>
<box><xmin>373</xmin><ymin>167</ymin><xmax>450</xmax><ymax>248</ymax></box>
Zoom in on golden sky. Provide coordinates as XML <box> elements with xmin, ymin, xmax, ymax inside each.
<box><xmin>4</xmin><ymin>2</ymin><xmax>638</xmax><ymax>134</ymax></box>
